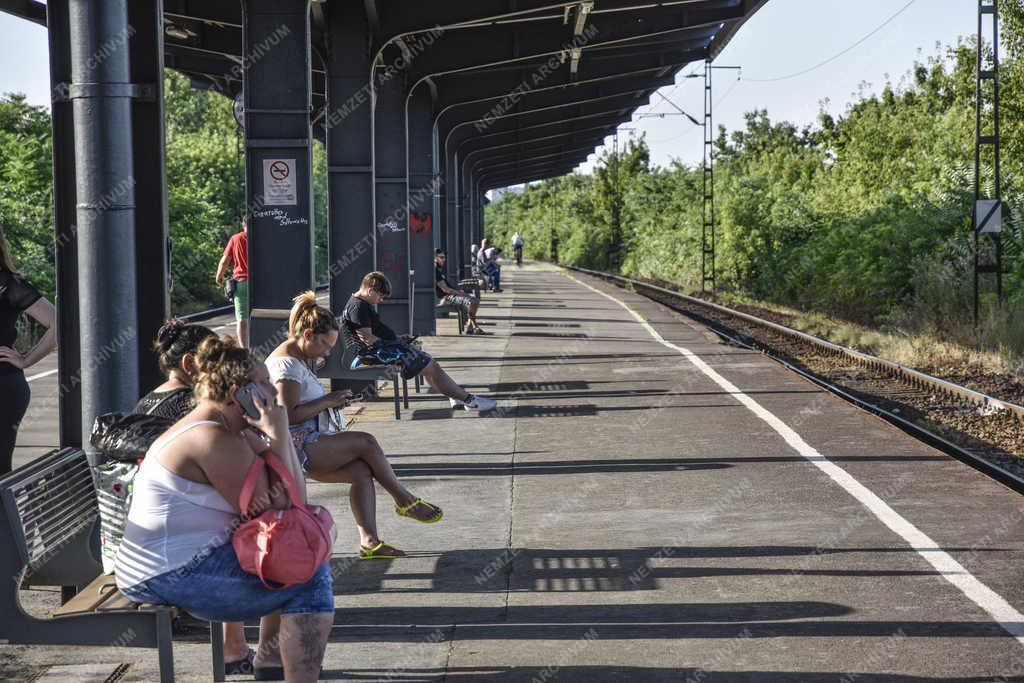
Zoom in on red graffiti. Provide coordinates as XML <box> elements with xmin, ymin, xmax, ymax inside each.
<box><xmin>379</xmin><ymin>252</ymin><xmax>406</xmax><ymax>273</ymax></box>
<box><xmin>409</xmin><ymin>212</ymin><xmax>432</xmax><ymax>234</ymax></box>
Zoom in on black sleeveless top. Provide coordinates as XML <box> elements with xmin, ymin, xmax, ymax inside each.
<box><xmin>133</xmin><ymin>387</ymin><xmax>195</xmax><ymax>420</ymax></box>
<box><xmin>0</xmin><ymin>271</ymin><xmax>41</xmax><ymax>376</ymax></box>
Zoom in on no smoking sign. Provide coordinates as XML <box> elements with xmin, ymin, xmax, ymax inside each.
<box><xmin>262</xmin><ymin>158</ymin><xmax>297</xmax><ymax>206</ymax></box>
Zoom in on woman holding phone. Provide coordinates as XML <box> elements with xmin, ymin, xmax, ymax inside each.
<box><xmin>115</xmin><ymin>336</ymin><xmax>333</xmax><ymax>682</ymax></box>
<box><xmin>265</xmin><ymin>291</ymin><xmax>442</xmax><ymax>560</ymax></box>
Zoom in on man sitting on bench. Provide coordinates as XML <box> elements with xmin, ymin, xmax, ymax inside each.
<box><xmin>435</xmin><ymin>249</ymin><xmax>487</xmax><ymax>335</ymax></box>
<box><xmin>345</xmin><ymin>271</ymin><xmax>497</xmax><ymax>412</ymax></box>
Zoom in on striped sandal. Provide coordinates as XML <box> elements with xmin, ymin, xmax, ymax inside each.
<box><xmin>395</xmin><ymin>498</ymin><xmax>444</xmax><ymax>523</ymax></box>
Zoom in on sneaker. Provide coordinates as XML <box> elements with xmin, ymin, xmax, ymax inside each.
<box><xmin>464</xmin><ymin>394</ymin><xmax>497</xmax><ymax>411</ymax></box>
<box><xmin>449</xmin><ymin>397</ymin><xmax>465</xmax><ymax>409</ymax></box>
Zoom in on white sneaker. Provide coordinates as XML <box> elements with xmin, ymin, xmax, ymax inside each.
<box><xmin>464</xmin><ymin>394</ymin><xmax>497</xmax><ymax>412</ymax></box>
<box><xmin>449</xmin><ymin>397</ymin><xmax>465</xmax><ymax>409</ymax></box>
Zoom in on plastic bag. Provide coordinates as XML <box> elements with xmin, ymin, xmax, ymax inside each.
<box><xmin>91</xmin><ymin>412</ymin><xmax>174</xmax><ymax>462</ymax></box>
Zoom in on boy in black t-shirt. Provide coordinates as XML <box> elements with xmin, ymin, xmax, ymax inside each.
<box><xmin>342</xmin><ymin>272</ymin><xmax>496</xmax><ymax>412</ymax></box>
<box><xmin>434</xmin><ymin>250</ymin><xmax>486</xmax><ymax>334</ymax></box>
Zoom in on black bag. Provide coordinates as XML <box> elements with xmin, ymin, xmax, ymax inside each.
<box><xmin>91</xmin><ymin>412</ymin><xmax>174</xmax><ymax>463</ymax></box>
<box><xmin>224</xmin><ymin>276</ymin><xmax>237</xmax><ymax>300</ymax></box>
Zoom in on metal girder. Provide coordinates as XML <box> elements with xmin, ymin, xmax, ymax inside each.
<box><xmin>473</xmin><ymin>142</ymin><xmax>604</xmax><ymax>178</ymax></box>
<box><xmin>444</xmin><ymin>75</ymin><xmax>672</xmax><ymax>150</ymax></box>
<box><xmin>405</xmin><ymin>12</ymin><xmax>733</xmax><ymax>86</ymax></box>
<box><xmin>0</xmin><ymin>0</ymin><xmax>45</xmax><ymax>25</ymax></box>
<box><xmin>482</xmin><ymin>163</ymin><xmax>578</xmax><ymax>189</ymax></box>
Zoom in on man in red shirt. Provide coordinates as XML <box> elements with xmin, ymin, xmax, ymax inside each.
<box><xmin>215</xmin><ymin>215</ymin><xmax>249</xmax><ymax>346</ymax></box>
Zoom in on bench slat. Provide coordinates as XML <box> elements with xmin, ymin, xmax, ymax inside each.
<box><xmin>53</xmin><ymin>575</ymin><xmax>119</xmax><ymax>616</ymax></box>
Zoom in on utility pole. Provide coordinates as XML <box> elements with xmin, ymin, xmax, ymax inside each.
<box><xmin>689</xmin><ymin>62</ymin><xmax>740</xmax><ymax>294</ymax></box>
<box><xmin>973</xmin><ymin>0</ymin><xmax>1003</xmax><ymax>324</ymax></box>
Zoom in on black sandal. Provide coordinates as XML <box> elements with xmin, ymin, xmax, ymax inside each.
<box><xmin>225</xmin><ymin>648</ymin><xmax>255</xmax><ymax>675</ymax></box>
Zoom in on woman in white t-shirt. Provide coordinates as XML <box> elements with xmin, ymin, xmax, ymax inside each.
<box><xmin>265</xmin><ymin>291</ymin><xmax>443</xmax><ymax>560</ymax></box>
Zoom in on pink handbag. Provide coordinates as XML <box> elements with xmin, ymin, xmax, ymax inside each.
<box><xmin>232</xmin><ymin>451</ymin><xmax>335</xmax><ymax>588</ymax></box>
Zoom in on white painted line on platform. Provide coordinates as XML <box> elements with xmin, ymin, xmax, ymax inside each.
<box><xmin>25</xmin><ymin>368</ymin><xmax>58</xmax><ymax>383</ymax></box>
<box><xmin>566</xmin><ymin>271</ymin><xmax>1024</xmax><ymax>646</ymax></box>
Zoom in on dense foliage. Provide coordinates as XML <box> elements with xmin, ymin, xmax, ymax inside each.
<box><xmin>487</xmin><ymin>13</ymin><xmax>1024</xmax><ymax>351</ymax></box>
<box><xmin>0</xmin><ymin>70</ymin><xmax>328</xmax><ymax>315</ymax></box>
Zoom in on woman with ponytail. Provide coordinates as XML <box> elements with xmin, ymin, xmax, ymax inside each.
<box><xmin>266</xmin><ymin>291</ymin><xmax>442</xmax><ymax>560</ymax></box>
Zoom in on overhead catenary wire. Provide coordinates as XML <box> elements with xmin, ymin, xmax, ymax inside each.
<box><xmin>744</xmin><ymin>0</ymin><xmax>918</xmax><ymax>83</ymax></box>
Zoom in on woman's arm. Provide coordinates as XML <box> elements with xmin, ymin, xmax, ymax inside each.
<box><xmin>200</xmin><ymin>429</ymin><xmax>288</xmax><ymax>515</ymax></box>
<box><xmin>0</xmin><ymin>298</ymin><xmax>56</xmax><ymax>371</ymax></box>
<box><xmin>277</xmin><ymin>379</ymin><xmax>341</xmax><ymax>424</ymax></box>
<box><xmin>245</xmin><ymin>389</ymin><xmax>306</xmax><ymax>503</ymax></box>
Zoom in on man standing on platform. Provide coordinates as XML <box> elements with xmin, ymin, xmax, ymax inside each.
<box><xmin>215</xmin><ymin>215</ymin><xmax>250</xmax><ymax>347</ymax></box>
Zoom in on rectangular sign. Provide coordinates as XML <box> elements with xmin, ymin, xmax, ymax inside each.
<box><xmin>262</xmin><ymin>158</ymin><xmax>297</xmax><ymax>206</ymax></box>
<box><xmin>976</xmin><ymin>199</ymin><xmax>1002</xmax><ymax>233</ymax></box>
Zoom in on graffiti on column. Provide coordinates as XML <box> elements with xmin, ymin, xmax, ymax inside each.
<box><xmin>409</xmin><ymin>212</ymin><xmax>432</xmax><ymax>235</ymax></box>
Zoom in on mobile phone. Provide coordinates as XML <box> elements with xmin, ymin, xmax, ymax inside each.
<box><xmin>236</xmin><ymin>383</ymin><xmax>269</xmax><ymax>419</ymax></box>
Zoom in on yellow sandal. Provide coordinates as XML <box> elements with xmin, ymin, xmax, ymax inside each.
<box><xmin>359</xmin><ymin>541</ymin><xmax>406</xmax><ymax>559</ymax></box>
<box><xmin>395</xmin><ymin>498</ymin><xmax>444</xmax><ymax>523</ymax></box>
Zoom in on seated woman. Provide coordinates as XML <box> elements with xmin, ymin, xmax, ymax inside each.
<box><xmin>266</xmin><ymin>291</ymin><xmax>443</xmax><ymax>559</ymax></box>
<box><xmin>346</xmin><ymin>272</ymin><xmax>497</xmax><ymax>412</ymax></box>
<box><xmin>133</xmin><ymin>319</ymin><xmax>253</xmax><ymax>674</ymax></box>
<box><xmin>115</xmin><ymin>336</ymin><xmax>333</xmax><ymax>683</ymax></box>
<box><xmin>135</xmin><ymin>319</ymin><xmax>214</xmax><ymax>416</ymax></box>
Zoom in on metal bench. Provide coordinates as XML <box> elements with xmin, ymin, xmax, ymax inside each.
<box><xmin>319</xmin><ymin>345</ymin><xmax>409</xmax><ymax>419</ymax></box>
<box><xmin>0</xmin><ymin>448</ymin><xmax>226</xmax><ymax>682</ymax></box>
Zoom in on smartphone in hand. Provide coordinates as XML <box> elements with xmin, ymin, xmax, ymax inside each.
<box><xmin>236</xmin><ymin>383</ymin><xmax>269</xmax><ymax>419</ymax></box>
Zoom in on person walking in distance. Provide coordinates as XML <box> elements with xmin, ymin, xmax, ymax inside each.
<box><xmin>512</xmin><ymin>231</ymin><xmax>524</xmax><ymax>266</ymax></box>
<box><xmin>215</xmin><ymin>215</ymin><xmax>250</xmax><ymax>347</ymax></box>
<box><xmin>0</xmin><ymin>227</ymin><xmax>57</xmax><ymax>475</ymax></box>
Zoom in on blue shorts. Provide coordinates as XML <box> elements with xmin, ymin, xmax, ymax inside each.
<box><xmin>120</xmin><ymin>543</ymin><xmax>335</xmax><ymax>622</ymax></box>
<box><xmin>288</xmin><ymin>418</ymin><xmax>320</xmax><ymax>470</ymax></box>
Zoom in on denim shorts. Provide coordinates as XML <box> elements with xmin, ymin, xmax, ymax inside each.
<box><xmin>120</xmin><ymin>542</ymin><xmax>335</xmax><ymax>622</ymax></box>
<box><xmin>288</xmin><ymin>418</ymin><xmax>321</xmax><ymax>470</ymax></box>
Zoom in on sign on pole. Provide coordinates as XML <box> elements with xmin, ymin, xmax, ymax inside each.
<box><xmin>262</xmin><ymin>158</ymin><xmax>297</xmax><ymax>206</ymax></box>
<box><xmin>975</xmin><ymin>199</ymin><xmax>1002</xmax><ymax>233</ymax></box>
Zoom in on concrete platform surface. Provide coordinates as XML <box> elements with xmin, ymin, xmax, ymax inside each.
<box><xmin>5</xmin><ymin>263</ymin><xmax>1024</xmax><ymax>682</ymax></box>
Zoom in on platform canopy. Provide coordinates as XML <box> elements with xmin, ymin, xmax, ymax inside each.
<box><xmin>83</xmin><ymin>0</ymin><xmax>767</xmax><ymax>188</ymax></box>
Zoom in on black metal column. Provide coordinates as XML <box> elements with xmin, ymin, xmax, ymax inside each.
<box><xmin>68</xmin><ymin>0</ymin><xmax>139</xmax><ymax>457</ymax></box>
<box><xmin>47</xmin><ymin>1</ymin><xmax>81</xmax><ymax>448</ymax></box>
<box><xmin>322</xmin><ymin>2</ymin><xmax>374</xmax><ymax>389</ymax></box>
<box><xmin>242</xmin><ymin>0</ymin><xmax>314</xmax><ymax>355</ymax></box>
<box><xmin>408</xmin><ymin>85</ymin><xmax>438</xmax><ymax>335</ymax></box>
<box><xmin>128</xmin><ymin>0</ymin><xmax>169</xmax><ymax>393</ymax></box>
<box><xmin>372</xmin><ymin>50</ymin><xmax>411</xmax><ymax>334</ymax></box>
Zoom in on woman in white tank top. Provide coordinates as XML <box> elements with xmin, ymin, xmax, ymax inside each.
<box><xmin>265</xmin><ymin>291</ymin><xmax>444</xmax><ymax>560</ymax></box>
<box><xmin>114</xmin><ymin>336</ymin><xmax>332</xmax><ymax>683</ymax></box>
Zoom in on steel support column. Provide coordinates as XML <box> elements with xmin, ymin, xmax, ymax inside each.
<box><xmin>372</xmin><ymin>51</ymin><xmax>411</xmax><ymax>333</ymax></box>
<box><xmin>47</xmin><ymin>0</ymin><xmax>81</xmax><ymax>448</ymax></box>
<box><xmin>241</xmin><ymin>0</ymin><xmax>314</xmax><ymax>355</ymax></box>
<box><xmin>408</xmin><ymin>84</ymin><xmax>438</xmax><ymax>335</ymax></box>
<box><xmin>128</xmin><ymin>0</ymin><xmax>170</xmax><ymax>394</ymax></box>
<box><xmin>68</xmin><ymin>0</ymin><xmax>139</xmax><ymax>458</ymax></box>
<box><xmin>322</xmin><ymin>1</ymin><xmax>373</xmax><ymax>388</ymax></box>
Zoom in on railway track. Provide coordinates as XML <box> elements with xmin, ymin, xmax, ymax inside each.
<box><xmin>568</xmin><ymin>265</ymin><xmax>1024</xmax><ymax>495</ymax></box>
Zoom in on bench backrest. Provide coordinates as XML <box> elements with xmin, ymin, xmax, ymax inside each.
<box><xmin>0</xmin><ymin>448</ymin><xmax>103</xmax><ymax>587</ymax></box>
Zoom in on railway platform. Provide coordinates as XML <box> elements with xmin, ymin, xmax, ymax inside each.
<box><xmin>7</xmin><ymin>263</ymin><xmax>1024</xmax><ymax>681</ymax></box>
